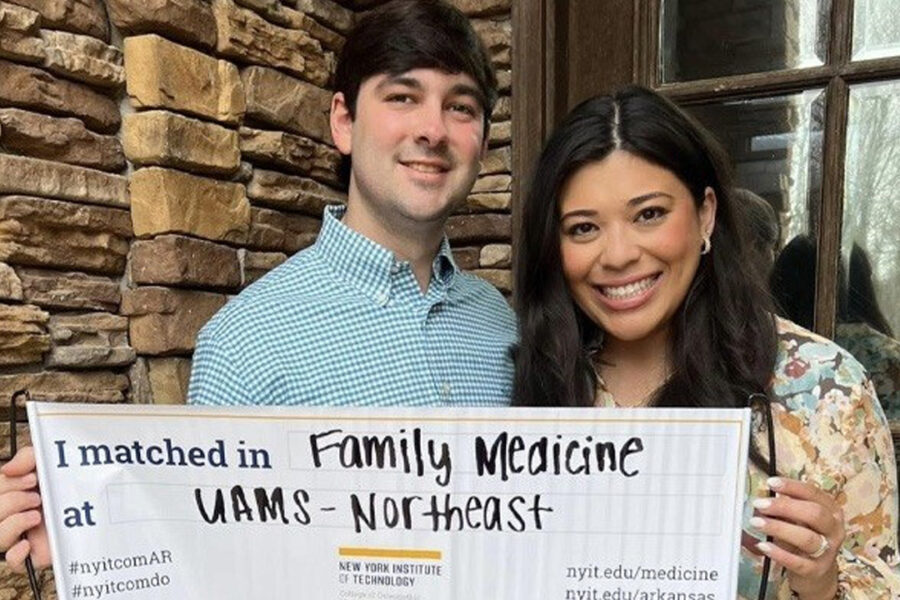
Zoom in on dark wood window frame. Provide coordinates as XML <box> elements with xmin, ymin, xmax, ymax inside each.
<box><xmin>513</xmin><ymin>0</ymin><xmax>900</xmax><ymax>340</ymax></box>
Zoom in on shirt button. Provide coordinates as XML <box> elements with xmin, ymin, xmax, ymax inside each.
<box><xmin>440</xmin><ymin>382</ymin><xmax>451</xmax><ymax>399</ymax></box>
<box><xmin>390</xmin><ymin>263</ymin><xmax>400</xmax><ymax>275</ymax></box>
<box><xmin>376</xmin><ymin>292</ymin><xmax>390</xmax><ymax>306</ymax></box>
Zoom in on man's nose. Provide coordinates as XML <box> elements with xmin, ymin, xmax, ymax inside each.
<box><xmin>415</xmin><ymin>101</ymin><xmax>449</xmax><ymax>148</ymax></box>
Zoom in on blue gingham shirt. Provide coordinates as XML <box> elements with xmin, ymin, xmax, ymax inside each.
<box><xmin>188</xmin><ymin>206</ymin><xmax>516</xmax><ymax>407</ymax></box>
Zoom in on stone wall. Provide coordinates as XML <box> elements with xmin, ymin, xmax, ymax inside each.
<box><xmin>0</xmin><ymin>0</ymin><xmax>512</xmax><ymax>595</ymax></box>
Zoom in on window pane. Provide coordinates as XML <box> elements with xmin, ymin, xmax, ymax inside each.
<box><xmin>687</xmin><ymin>91</ymin><xmax>824</xmax><ymax>344</ymax></box>
<box><xmin>660</xmin><ymin>0</ymin><xmax>830</xmax><ymax>83</ymax></box>
<box><xmin>853</xmin><ymin>0</ymin><xmax>900</xmax><ymax>60</ymax></box>
<box><xmin>840</xmin><ymin>80</ymin><xmax>900</xmax><ymax>419</ymax></box>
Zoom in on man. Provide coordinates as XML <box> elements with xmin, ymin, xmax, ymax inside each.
<box><xmin>0</xmin><ymin>0</ymin><xmax>516</xmax><ymax>570</ymax></box>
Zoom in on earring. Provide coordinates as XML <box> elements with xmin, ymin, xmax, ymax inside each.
<box><xmin>701</xmin><ymin>235</ymin><xmax>712</xmax><ymax>255</ymax></box>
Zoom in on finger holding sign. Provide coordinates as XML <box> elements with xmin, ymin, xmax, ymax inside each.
<box><xmin>752</xmin><ymin>476</ymin><xmax>844</xmax><ymax>600</ymax></box>
<box><xmin>0</xmin><ymin>447</ymin><xmax>52</xmax><ymax>571</ymax></box>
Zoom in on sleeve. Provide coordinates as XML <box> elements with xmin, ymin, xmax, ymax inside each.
<box><xmin>826</xmin><ymin>377</ymin><xmax>900</xmax><ymax>599</ymax></box>
<box><xmin>187</xmin><ymin>325</ymin><xmax>255</xmax><ymax>407</ymax></box>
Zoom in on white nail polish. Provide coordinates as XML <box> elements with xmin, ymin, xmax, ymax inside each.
<box><xmin>757</xmin><ymin>541</ymin><xmax>773</xmax><ymax>554</ymax></box>
<box><xmin>749</xmin><ymin>516</ymin><xmax>766</xmax><ymax>529</ymax></box>
<box><xmin>767</xmin><ymin>476</ymin><xmax>784</xmax><ymax>489</ymax></box>
<box><xmin>752</xmin><ymin>498</ymin><xmax>772</xmax><ymax>510</ymax></box>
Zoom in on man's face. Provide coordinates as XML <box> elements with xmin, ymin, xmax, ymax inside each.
<box><xmin>332</xmin><ymin>68</ymin><xmax>487</xmax><ymax>230</ymax></box>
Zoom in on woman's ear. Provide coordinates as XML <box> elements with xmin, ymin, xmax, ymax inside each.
<box><xmin>330</xmin><ymin>92</ymin><xmax>353</xmax><ymax>156</ymax></box>
<box><xmin>700</xmin><ymin>186</ymin><xmax>718</xmax><ymax>238</ymax></box>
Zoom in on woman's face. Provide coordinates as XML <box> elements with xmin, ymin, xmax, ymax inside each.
<box><xmin>558</xmin><ymin>150</ymin><xmax>716</xmax><ymax>345</ymax></box>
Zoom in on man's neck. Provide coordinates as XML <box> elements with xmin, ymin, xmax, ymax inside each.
<box><xmin>342</xmin><ymin>201</ymin><xmax>445</xmax><ymax>293</ymax></box>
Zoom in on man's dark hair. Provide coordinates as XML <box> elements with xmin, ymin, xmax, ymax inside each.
<box><xmin>334</xmin><ymin>0</ymin><xmax>498</xmax><ymax>133</ymax></box>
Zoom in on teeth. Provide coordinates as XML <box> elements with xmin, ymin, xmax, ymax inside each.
<box><xmin>601</xmin><ymin>276</ymin><xmax>657</xmax><ymax>299</ymax></box>
<box><xmin>406</xmin><ymin>163</ymin><xmax>444</xmax><ymax>174</ymax></box>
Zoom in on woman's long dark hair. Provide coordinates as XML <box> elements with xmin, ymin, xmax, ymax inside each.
<box><xmin>513</xmin><ymin>86</ymin><xmax>778</xmax><ymax>411</ymax></box>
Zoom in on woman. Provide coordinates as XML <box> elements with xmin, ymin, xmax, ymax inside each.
<box><xmin>514</xmin><ymin>86</ymin><xmax>899</xmax><ymax>599</ymax></box>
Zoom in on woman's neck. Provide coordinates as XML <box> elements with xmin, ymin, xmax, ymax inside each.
<box><xmin>597</xmin><ymin>327</ymin><xmax>671</xmax><ymax>407</ymax></box>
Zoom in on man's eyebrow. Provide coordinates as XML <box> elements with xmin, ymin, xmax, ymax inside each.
<box><xmin>374</xmin><ymin>75</ymin><xmax>423</xmax><ymax>92</ymax></box>
<box><xmin>449</xmin><ymin>83</ymin><xmax>486</xmax><ymax>111</ymax></box>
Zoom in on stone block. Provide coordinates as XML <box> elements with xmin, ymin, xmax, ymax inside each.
<box><xmin>472</xmin><ymin>174</ymin><xmax>511</xmax><ymax>193</ymax></box>
<box><xmin>489</xmin><ymin>120</ymin><xmax>510</xmax><ymax>146</ymax></box>
<box><xmin>496</xmin><ymin>69</ymin><xmax>511</xmax><ymax>94</ymax></box>
<box><xmin>124</xmin><ymin>35</ymin><xmax>245</xmax><ymax>126</ymax></box>
<box><xmin>0</xmin><ymin>154</ymin><xmax>128</xmax><ymax>207</ymax></box>
<box><xmin>449</xmin><ymin>0</ymin><xmax>510</xmax><ymax>17</ymax></box>
<box><xmin>240</xmin><ymin>128</ymin><xmax>340</xmax><ymax>183</ymax></box>
<box><xmin>106</xmin><ymin>0</ymin><xmax>216</xmax><ymax>50</ymax></box>
<box><xmin>121</xmin><ymin>286</ymin><xmax>227</xmax><ymax>355</ymax></box>
<box><xmin>130</xmin><ymin>167</ymin><xmax>251</xmax><ymax>242</ymax></box>
<box><xmin>446</xmin><ymin>213</ymin><xmax>511</xmax><ymax>244</ymax></box>
<box><xmin>123</xmin><ymin>111</ymin><xmax>240</xmax><ymax>176</ymax></box>
<box><xmin>2</xmin><ymin>370</ymin><xmax>129</xmax><ymax>404</ymax></box>
<box><xmin>16</xmin><ymin>267</ymin><xmax>120</xmax><ymax>311</ymax></box>
<box><xmin>213</xmin><ymin>0</ymin><xmax>334</xmax><ymax>87</ymax></box>
<box><xmin>464</xmin><ymin>192</ymin><xmax>510</xmax><ymax>212</ymax></box>
<box><xmin>295</xmin><ymin>0</ymin><xmax>353</xmax><ymax>34</ymax></box>
<box><xmin>479</xmin><ymin>243</ymin><xmax>511</xmax><ymax>268</ymax></box>
<box><xmin>46</xmin><ymin>312</ymin><xmax>135</xmax><ymax>368</ymax></box>
<box><xmin>470</xmin><ymin>268</ymin><xmax>511</xmax><ymax>294</ymax></box>
<box><xmin>147</xmin><ymin>357</ymin><xmax>191</xmax><ymax>404</ymax></box>
<box><xmin>248</xmin><ymin>207</ymin><xmax>319</xmax><ymax>253</ymax></box>
<box><xmin>41</xmin><ymin>30</ymin><xmax>124</xmax><ymax>88</ymax></box>
<box><xmin>451</xmin><ymin>246</ymin><xmax>480</xmax><ymax>270</ymax></box>
<box><xmin>7</xmin><ymin>0</ymin><xmax>109</xmax><ymax>42</ymax></box>
<box><xmin>233</xmin><ymin>0</ymin><xmax>292</xmax><ymax>27</ymax></box>
<box><xmin>0</xmin><ymin>196</ymin><xmax>131</xmax><ymax>274</ymax></box>
<box><xmin>0</xmin><ymin>108</ymin><xmax>125</xmax><ymax>171</ymax></box>
<box><xmin>0</xmin><ymin>302</ymin><xmax>49</xmax><ymax>365</ymax></box>
<box><xmin>481</xmin><ymin>145</ymin><xmax>511</xmax><ymax>175</ymax></box>
<box><xmin>241</xmin><ymin>249</ymin><xmax>286</xmax><ymax>285</ymax></box>
<box><xmin>472</xmin><ymin>18</ymin><xmax>511</xmax><ymax>68</ymax></box>
<box><xmin>231</xmin><ymin>161</ymin><xmax>254</xmax><ymax>184</ymax></box>
<box><xmin>130</xmin><ymin>235</ymin><xmax>241</xmax><ymax>290</ymax></box>
<box><xmin>291</xmin><ymin>11</ymin><xmax>343</xmax><ymax>53</ymax></box>
<box><xmin>492</xmin><ymin>95</ymin><xmax>511</xmax><ymax>121</ymax></box>
<box><xmin>242</xmin><ymin>66</ymin><xmax>332</xmax><ymax>142</ymax></box>
<box><xmin>246</xmin><ymin>168</ymin><xmax>344</xmax><ymax>215</ymax></box>
<box><xmin>0</xmin><ymin>59</ymin><xmax>120</xmax><ymax>132</ymax></box>
<box><xmin>0</xmin><ymin>262</ymin><xmax>23</xmax><ymax>300</ymax></box>
<box><xmin>0</xmin><ymin>1</ymin><xmax>44</xmax><ymax>63</ymax></box>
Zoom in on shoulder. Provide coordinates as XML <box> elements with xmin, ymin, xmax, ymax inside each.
<box><xmin>451</xmin><ymin>272</ymin><xmax>515</xmax><ymax>320</ymax></box>
<box><xmin>772</xmin><ymin>316</ymin><xmax>871</xmax><ymax>391</ymax></box>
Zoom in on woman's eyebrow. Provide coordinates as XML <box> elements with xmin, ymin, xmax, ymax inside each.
<box><xmin>627</xmin><ymin>192</ymin><xmax>673</xmax><ymax>207</ymax></box>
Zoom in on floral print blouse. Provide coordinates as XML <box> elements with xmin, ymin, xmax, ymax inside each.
<box><xmin>595</xmin><ymin>318</ymin><xmax>900</xmax><ymax>599</ymax></box>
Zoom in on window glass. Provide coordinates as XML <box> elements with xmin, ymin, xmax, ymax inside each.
<box><xmin>660</xmin><ymin>0</ymin><xmax>830</xmax><ymax>82</ymax></box>
<box><xmin>839</xmin><ymin>80</ymin><xmax>900</xmax><ymax>418</ymax></box>
<box><xmin>852</xmin><ymin>0</ymin><xmax>900</xmax><ymax>60</ymax></box>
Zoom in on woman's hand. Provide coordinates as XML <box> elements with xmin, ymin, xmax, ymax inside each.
<box><xmin>0</xmin><ymin>447</ymin><xmax>51</xmax><ymax>571</ymax></box>
<box><xmin>752</xmin><ymin>477</ymin><xmax>844</xmax><ymax>600</ymax></box>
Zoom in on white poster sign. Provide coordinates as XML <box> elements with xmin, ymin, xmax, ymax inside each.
<box><xmin>28</xmin><ymin>402</ymin><xmax>750</xmax><ymax>600</ymax></box>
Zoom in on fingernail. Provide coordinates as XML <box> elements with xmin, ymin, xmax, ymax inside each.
<box><xmin>767</xmin><ymin>477</ymin><xmax>784</xmax><ymax>490</ymax></box>
<box><xmin>749</xmin><ymin>516</ymin><xmax>766</xmax><ymax>529</ymax></box>
<box><xmin>757</xmin><ymin>541</ymin><xmax>774</xmax><ymax>554</ymax></box>
<box><xmin>752</xmin><ymin>498</ymin><xmax>772</xmax><ymax>510</ymax></box>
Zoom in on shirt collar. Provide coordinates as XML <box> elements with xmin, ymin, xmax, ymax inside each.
<box><xmin>314</xmin><ymin>205</ymin><xmax>459</xmax><ymax>303</ymax></box>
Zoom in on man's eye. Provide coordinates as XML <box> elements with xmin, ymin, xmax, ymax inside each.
<box><xmin>449</xmin><ymin>103</ymin><xmax>477</xmax><ymax>117</ymax></box>
<box><xmin>386</xmin><ymin>94</ymin><xmax>413</xmax><ymax>103</ymax></box>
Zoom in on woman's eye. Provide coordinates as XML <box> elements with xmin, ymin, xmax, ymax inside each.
<box><xmin>566</xmin><ymin>222</ymin><xmax>597</xmax><ymax>237</ymax></box>
<box><xmin>637</xmin><ymin>207</ymin><xmax>666</xmax><ymax>222</ymax></box>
